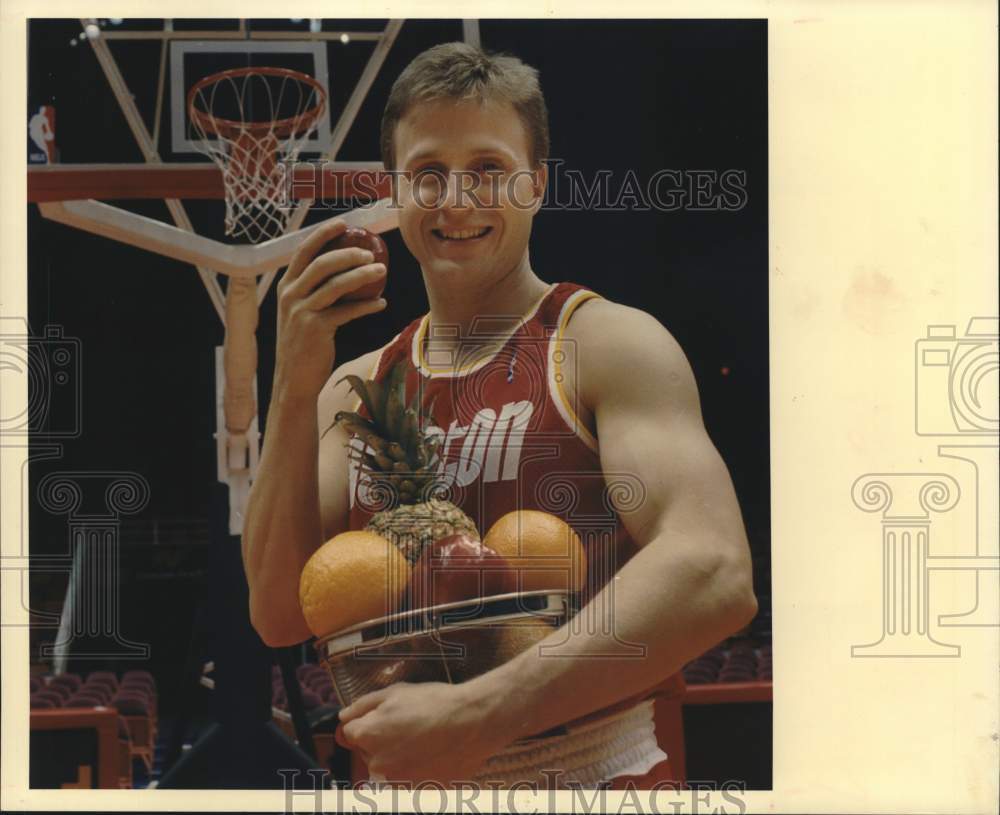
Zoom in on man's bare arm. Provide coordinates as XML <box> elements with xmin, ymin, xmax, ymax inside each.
<box><xmin>242</xmin><ymin>351</ymin><xmax>378</xmax><ymax>647</ymax></box>
<box><xmin>240</xmin><ymin>219</ymin><xmax>387</xmax><ymax>648</ymax></box>
<box><xmin>467</xmin><ymin>300</ymin><xmax>758</xmax><ymax>738</ymax></box>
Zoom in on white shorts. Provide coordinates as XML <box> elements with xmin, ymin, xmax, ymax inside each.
<box><xmin>468</xmin><ymin>699</ymin><xmax>666</xmax><ymax>789</ymax></box>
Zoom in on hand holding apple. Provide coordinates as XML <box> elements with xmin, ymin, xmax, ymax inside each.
<box><xmin>318</xmin><ymin>226</ymin><xmax>389</xmax><ymax>301</ymax></box>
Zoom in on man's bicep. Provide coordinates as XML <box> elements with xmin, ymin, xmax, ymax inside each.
<box><xmin>588</xmin><ymin>318</ymin><xmax>748</xmax><ymax>561</ymax></box>
<box><xmin>597</xmin><ymin>399</ymin><xmax>740</xmax><ymax>543</ymax></box>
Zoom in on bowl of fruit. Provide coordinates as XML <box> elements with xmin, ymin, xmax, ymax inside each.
<box><xmin>303</xmin><ymin>514</ymin><xmax>587</xmax><ymax>708</ymax></box>
<box><xmin>304</xmin><ymin>361</ymin><xmax>587</xmax><ymax>706</ymax></box>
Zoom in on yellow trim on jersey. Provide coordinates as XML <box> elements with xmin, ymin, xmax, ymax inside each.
<box><xmin>413</xmin><ymin>283</ymin><xmax>557</xmax><ymax>378</ymax></box>
<box><xmin>549</xmin><ymin>289</ymin><xmax>602</xmax><ymax>452</ymax></box>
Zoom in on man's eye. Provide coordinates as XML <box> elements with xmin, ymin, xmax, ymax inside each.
<box><xmin>476</xmin><ymin>161</ymin><xmax>503</xmax><ymax>173</ymax></box>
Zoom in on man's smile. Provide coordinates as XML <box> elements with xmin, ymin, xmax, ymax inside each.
<box><xmin>431</xmin><ymin>226</ymin><xmax>494</xmax><ymax>242</ymax></box>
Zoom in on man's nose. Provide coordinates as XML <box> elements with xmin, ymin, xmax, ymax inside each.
<box><xmin>441</xmin><ymin>170</ymin><xmax>475</xmax><ymax>210</ymax></box>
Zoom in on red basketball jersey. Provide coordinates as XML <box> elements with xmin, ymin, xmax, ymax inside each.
<box><xmin>345</xmin><ymin>281</ymin><xmax>685</xmax><ymax>719</ymax></box>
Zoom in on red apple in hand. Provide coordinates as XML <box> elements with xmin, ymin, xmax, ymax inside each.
<box><xmin>407</xmin><ymin>534</ymin><xmax>517</xmax><ymax>610</ymax></box>
<box><xmin>319</xmin><ymin>226</ymin><xmax>389</xmax><ymax>301</ymax></box>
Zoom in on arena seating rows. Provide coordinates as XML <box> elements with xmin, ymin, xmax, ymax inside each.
<box><xmin>30</xmin><ymin>669</ymin><xmax>158</xmax><ymax>786</ymax></box>
<box><xmin>682</xmin><ymin>638</ymin><xmax>772</xmax><ymax>684</ymax></box>
<box><xmin>272</xmin><ymin>663</ymin><xmax>338</xmax><ymax>712</ymax></box>
<box><xmin>28</xmin><ymin>637</ymin><xmax>770</xmax><ymax>789</ymax></box>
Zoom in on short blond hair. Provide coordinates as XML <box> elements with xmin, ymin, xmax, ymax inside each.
<box><xmin>380</xmin><ymin>42</ymin><xmax>550</xmax><ymax>171</ymax></box>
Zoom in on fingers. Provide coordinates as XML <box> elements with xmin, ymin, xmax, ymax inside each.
<box><xmin>339</xmin><ymin>687</ymin><xmax>389</xmax><ymax>722</ymax></box>
<box><xmin>341</xmin><ymin>719</ymin><xmax>363</xmax><ymax>744</ymax></box>
<box><xmin>296</xmin><ymin>246</ymin><xmax>377</xmax><ymax>301</ymax></box>
<box><xmin>304</xmin><ymin>262</ymin><xmax>386</xmax><ymax>311</ymax></box>
<box><xmin>285</xmin><ymin>219</ymin><xmax>347</xmax><ymax>282</ymax></box>
<box><xmin>319</xmin><ymin>296</ymin><xmax>388</xmax><ymax>330</ymax></box>
<box><xmin>337</xmin><ymin>722</ymin><xmax>373</xmax><ymax>768</ymax></box>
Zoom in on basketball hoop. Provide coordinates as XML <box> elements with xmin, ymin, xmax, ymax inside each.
<box><xmin>188</xmin><ymin>67</ymin><xmax>327</xmax><ymax>244</ymax></box>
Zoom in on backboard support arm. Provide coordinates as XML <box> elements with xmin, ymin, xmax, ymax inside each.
<box><xmin>47</xmin><ymin>17</ymin><xmax>405</xmax><ymax>541</ymax></box>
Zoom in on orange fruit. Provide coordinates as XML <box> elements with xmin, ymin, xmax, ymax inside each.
<box><xmin>482</xmin><ymin>510</ymin><xmax>587</xmax><ymax>592</ymax></box>
<box><xmin>298</xmin><ymin>530</ymin><xmax>411</xmax><ymax>637</ymax></box>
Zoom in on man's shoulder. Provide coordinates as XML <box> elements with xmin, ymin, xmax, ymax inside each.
<box><xmin>563</xmin><ymin>297</ymin><xmax>695</xmax><ymax>406</ymax></box>
<box><xmin>566</xmin><ymin>295</ymin><xmax>648</xmax><ymax>326</ymax></box>
<box><xmin>565</xmin><ymin>296</ymin><xmax>685</xmax><ymax>361</ymax></box>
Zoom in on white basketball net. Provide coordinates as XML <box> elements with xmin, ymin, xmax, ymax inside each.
<box><xmin>188</xmin><ymin>68</ymin><xmax>327</xmax><ymax>244</ymax></box>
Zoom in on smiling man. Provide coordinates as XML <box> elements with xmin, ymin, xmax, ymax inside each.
<box><xmin>243</xmin><ymin>42</ymin><xmax>757</xmax><ymax>788</ymax></box>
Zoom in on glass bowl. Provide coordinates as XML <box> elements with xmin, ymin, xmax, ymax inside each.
<box><xmin>314</xmin><ymin>590</ymin><xmax>568</xmax><ymax>707</ymax></box>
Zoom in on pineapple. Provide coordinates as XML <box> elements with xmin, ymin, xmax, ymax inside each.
<box><xmin>326</xmin><ymin>359</ymin><xmax>479</xmax><ymax>565</ymax></box>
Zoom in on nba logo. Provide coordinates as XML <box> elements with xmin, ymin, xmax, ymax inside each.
<box><xmin>28</xmin><ymin>105</ymin><xmax>57</xmax><ymax>164</ymax></box>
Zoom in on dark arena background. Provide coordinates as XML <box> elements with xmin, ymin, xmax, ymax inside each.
<box><xmin>25</xmin><ymin>19</ymin><xmax>771</xmax><ymax>791</ymax></box>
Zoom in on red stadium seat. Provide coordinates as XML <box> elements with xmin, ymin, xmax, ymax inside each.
<box><xmin>85</xmin><ymin>672</ymin><xmax>119</xmax><ymax>691</ymax></box>
<box><xmin>49</xmin><ymin>673</ymin><xmax>83</xmax><ymax>692</ymax></box>
<box><xmin>79</xmin><ymin>683</ymin><xmax>113</xmax><ymax>704</ymax></box>
<box><xmin>46</xmin><ymin>683</ymin><xmax>73</xmax><ymax>701</ymax></box>
<box><xmin>110</xmin><ymin>694</ymin><xmax>149</xmax><ymax>716</ymax></box>
<box><xmin>65</xmin><ymin>693</ymin><xmax>107</xmax><ymax>708</ymax></box>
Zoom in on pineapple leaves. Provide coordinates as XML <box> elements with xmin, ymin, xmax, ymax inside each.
<box><xmin>335</xmin><ymin>374</ymin><xmax>382</xmax><ymax>431</ymax></box>
<box><xmin>422</xmin><ymin>393</ymin><xmax>439</xmax><ymax>430</ymax></box>
<box><xmin>364</xmin><ymin>379</ymin><xmax>387</xmax><ymax>430</ymax></box>
<box><xmin>384</xmin><ymin>361</ymin><xmax>407</xmax><ymax>440</ymax></box>
<box><xmin>321</xmin><ymin>410</ymin><xmax>374</xmax><ymax>442</ymax></box>
<box><xmin>379</xmin><ymin>361</ymin><xmax>402</xmax><ymax>433</ymax></box>
<box><xmin>401</xmin><ymin>408</ymin><xmax>421</xmax><ymax>468</ymax></box>
<box><xmin>330</xmin><ymin>410</ymin><xmax>379</xmax><ymax>440</ymax></box>
<box><xmin>325</xmin><ymin>360</ymin><xmax>450</xmax><ymax>489</ymax></box>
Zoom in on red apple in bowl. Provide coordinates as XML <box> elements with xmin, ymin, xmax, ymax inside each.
<box><xmin>407</xmin><ymin>534</ymin><xmax>517</xmax><ymax>610</ymax></box>
<box><xmin>318</xmin><ymin>226</ymin><xmax>388</xmax><ymax>301</ymax></box>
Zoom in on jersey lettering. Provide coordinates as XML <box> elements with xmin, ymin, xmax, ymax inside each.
<box><xmin>348</xmin><ymin>399</ymin><xmax>535</xmax><ymax>507</ymax></box>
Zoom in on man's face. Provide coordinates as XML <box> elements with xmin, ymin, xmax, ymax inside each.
<box><xmin>391</xmin><ymin>97</ymin><xmax>546</xmax><ymax>287</ymax></box>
